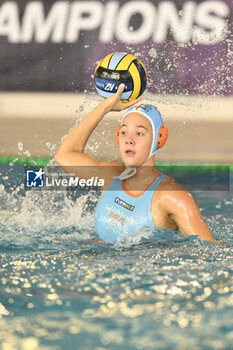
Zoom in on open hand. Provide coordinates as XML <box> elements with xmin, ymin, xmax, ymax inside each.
<box><xmin>100</xmin><ymin>84</ymin><xmax>142</xmax><ymax>112</ymax></box>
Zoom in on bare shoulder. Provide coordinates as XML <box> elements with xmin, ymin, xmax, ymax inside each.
<box><xmin>155</xmin><ymin>175</ymin><xmax>196</xmax><ymax>205</ymax></box>
<box><xmin>153</xmin><ymin>174</ymin><xmax>216</xmax><ymax>242</ymax></box>
<box><xmin>151</xmin><ymin>174</ymin><xmax>202</xmax><ymax>232</ymax></box>
<box><xmin>157</xmin><ymin>175</ymin><xmax>185</xmax><ymax>191</ymax></box>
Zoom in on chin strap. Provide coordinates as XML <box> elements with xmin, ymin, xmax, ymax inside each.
<box><xmin>113</xmin><ymin>167</ymin><xmax>137</xmax><ymax>180</ymax></box>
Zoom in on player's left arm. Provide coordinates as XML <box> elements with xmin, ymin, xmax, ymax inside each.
<box><xmin>160</xmin><ymin>180</ymin><xmax>215</xmax><ymax>242</ymax></box>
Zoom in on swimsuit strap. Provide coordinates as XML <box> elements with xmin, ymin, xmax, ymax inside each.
<box><xmin>121</xmin><ymin>173</ymin><xmax>166</xmax><ymax>199</ymax></box>
<box><xmin>147</xmin><ymin>173</ymin><xmax>167</xmax><ymax>192</ymax></box>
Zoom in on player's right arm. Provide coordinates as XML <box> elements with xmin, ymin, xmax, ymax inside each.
<box><xmin>54</xmin><ymin>84</ymin><xmax>140</xmax><ymax>186</ymax></box>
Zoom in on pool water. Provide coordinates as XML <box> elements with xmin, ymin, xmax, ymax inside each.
<box><xmin>0</xmin><ymin>164</ymin><xmax>233</xmax><ymax>350</ymax></box>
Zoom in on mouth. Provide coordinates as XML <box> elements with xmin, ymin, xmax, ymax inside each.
<box><xmin>125</xmin><ymin>150</ymin><xmax>136</xmax><ymax>157</ymax></box>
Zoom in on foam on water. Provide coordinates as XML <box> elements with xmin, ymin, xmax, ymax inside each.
<box><xmin>0</xmin><ymin>164</ymin><xmax>232</xmax><ymax>250</ymax></box>
<box><xmin>0</xmin><ymin>165</ymin><xmax>233</xmax><ymax>350</ymax></box>
<box><xmin>0</xmin><ymin>237</ymin><xmax>233</xmax><ymax>350</ymax></box>
<box><xmin>0</xmin><ymin>182</ymin><xmax>96</xmax><ymax>251</ymax></box>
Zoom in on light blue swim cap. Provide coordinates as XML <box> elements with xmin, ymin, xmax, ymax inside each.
<box><xmin>121</xmin><ymin>104</ymin><xmax>166</xmax><ymax>157</ymax></box>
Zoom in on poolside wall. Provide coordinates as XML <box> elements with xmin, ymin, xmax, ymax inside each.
<box><xmin>0</xmin><ymin>93</ymin><xmax>232</xmax><ymax>163</ymax></box>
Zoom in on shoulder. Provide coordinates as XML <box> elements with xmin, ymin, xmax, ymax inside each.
<box><xmin>157</xmin><ymin>175</ymin><xmax>186</xmax><ymax>191</ymax></box>
<box><xmin>154</xmin><ymin>175</ymin><xmax>197</xmax><ymax>211</ymax></box>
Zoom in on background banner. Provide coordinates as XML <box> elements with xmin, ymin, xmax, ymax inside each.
<box><xmin>0</xmin><ymin>0</ymin><xmax>232</xmax><ymax>94</ymax></box>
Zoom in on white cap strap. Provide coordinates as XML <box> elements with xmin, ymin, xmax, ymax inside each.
<box><xmin>113</xmin><ymin>167</ymin><xmax>137</xmax><ymax>180</ymax></box>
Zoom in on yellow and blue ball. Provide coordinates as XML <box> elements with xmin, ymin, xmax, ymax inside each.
<box><xmin>94</xmin><ymin>52</ymin><xmax>147</xmax><ymax>102</ymax></box>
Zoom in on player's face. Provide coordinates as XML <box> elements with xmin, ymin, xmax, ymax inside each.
<box><xmin>118</xmin><ymin>113</ymin><xmax>153</xmax><ymax>166</ymax></box>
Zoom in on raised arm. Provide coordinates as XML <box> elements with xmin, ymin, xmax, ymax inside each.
<box><xmin>54</xmin><ymin>84</ymin><xmax>141</xmax><ymax>183</ymax></box>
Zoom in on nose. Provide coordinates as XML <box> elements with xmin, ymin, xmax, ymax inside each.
<box><xmin>125</xmin><ymin>136</ymin><xmax>135</xmax><ymax>145</ymax></box>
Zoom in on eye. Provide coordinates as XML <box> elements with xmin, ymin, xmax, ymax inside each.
<box><xmin>136</xmin><ymin>132</ymin><xmax>144</xmax><ymax>136</ymax></box>
<box><xmin>120</xmin><ymin>130</ymin><xmax>127</xmax><ymax>135</ymax></box>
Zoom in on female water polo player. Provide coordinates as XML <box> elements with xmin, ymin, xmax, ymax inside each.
<box><xmin>54</xmin><ymin>84</ymin><xmax>220</xmax><ymax>244</ymax></box>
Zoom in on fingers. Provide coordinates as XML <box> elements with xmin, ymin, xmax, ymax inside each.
<box><xmin>214</xmin><ymin>241</ymin><xmax>227</xmax><ymax>245</ymax></box>
<box><xmin>208</xmin><ymin>240</ymin><xmax>226</xmax><ymax>245</ymax></box>
<box><xmin>107</xmin><ymin>83</ymin><xmax>125</xmax><ymax>102</ymax></box>
<box><xmin>123</xmin><ymin>96</ymin><xmax>142</xmax><ymax>108</ymax></box>
<box><xmin>118</xmin><ymin>83</ymin><xmax>125</xmax><ymax>91</ymax></box>
<box><xmin>103</xmin><ymin>83</ymin><xmax>142</xmax><ymax>112</ymax></box>
<box><xmin>116</xmin><ymin>83</ymin><xmax>125</xmax><ymax>95</ymax></box>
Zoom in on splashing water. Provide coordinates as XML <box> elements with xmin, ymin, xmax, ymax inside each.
<box><xmin>0</xmin><ymin>164</ymin><xmax>233</xmax><ymax>349</ymax></box>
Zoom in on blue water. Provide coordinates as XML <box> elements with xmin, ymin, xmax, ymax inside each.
<box><xmin>0</xmin><ymin>164</ymin><xmax>233</xmax><ymax>350</ymax></box>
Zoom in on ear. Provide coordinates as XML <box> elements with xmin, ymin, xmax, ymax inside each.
<box><xmin>156</xmin><ymin>125</ymin><xmax>168</xmax><ymax>149</ymax></box>
<box><xmin>116</xmin><ymin>125</ymin><xmax>121</xmax><ymax>144</ymax></box>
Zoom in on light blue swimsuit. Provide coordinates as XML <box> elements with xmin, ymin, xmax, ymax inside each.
<box><xmin>94</xmin><ymin>174</ymin><xmax>166</xmax><ymax>243</ymax></box>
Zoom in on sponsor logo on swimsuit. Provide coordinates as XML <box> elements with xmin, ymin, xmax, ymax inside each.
<box><xmin>104</xmin><ymin>204</ymin><xmax>134</xmax><ymax>236</ymax></box>
<box><xmin>109</xmin><ymin>212</ymin><xmax>125</xmax><ymax>226</ymax></box>
<box><xmin>114</xmin><ymin>197</ymin><xmax>135</xmax><ymax>211</ymax></box>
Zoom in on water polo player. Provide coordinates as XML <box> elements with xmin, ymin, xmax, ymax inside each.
<box><xmin>54</xmin><ymin>84</ymin><xmax>218</xmax><ymax>244</ymax></box>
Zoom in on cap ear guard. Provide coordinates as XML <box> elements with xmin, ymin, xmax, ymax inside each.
<box><xmin>116</xmin><ymin>125</ymin><xmax>121</xmax><ymax>145</ymax></box>
<box><xmin>156</xmin><ymin>125</ymin><xmax>168</xmax><ymax>150</ymax></box>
